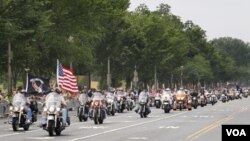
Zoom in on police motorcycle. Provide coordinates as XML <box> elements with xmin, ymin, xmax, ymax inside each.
<box><xmin>106</xmin><ymin>92</ymin><xmax>116</xmax><ymax>116</ymax></box>
<box><xmin>154</xmin><ymin>93</ymin><xmax>162</xmax><ymax>109</ymax></box>
<box><xmin>136</xmin><ymin>90</ymin><xmax>150</xmax><ymax>118</ymax></box>
<box><xmin>89</xmin><ymin>91</ymin><xmax>106</xmax><ymax>124</ymax></box>
<box><xmin>161</xmin><ymin>89</ymin><xmax>172</xmax><ymax>113</ymax></box>
<box><xmin>77</xmin><ymin>92</ymin><xmax>90</xmax><ymax>122</ymax></box>
<box><xmin>42</xmin><ymin>92</ymin><xmax>67</xmax><ymax>136</ymax></box>
<box><xmin>8</xmin><ymin>91</ymin><xmax>32</xmax><ymax>131</ymax></box>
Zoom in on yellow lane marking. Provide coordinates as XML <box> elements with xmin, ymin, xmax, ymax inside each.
<box><xmin>187</xmin><ymin>106</ymin><xmax>247</xmax><ymax>140</ymax></box>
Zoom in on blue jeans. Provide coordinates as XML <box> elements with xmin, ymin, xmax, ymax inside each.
<box><xmin>26</xmin><ymin>107</ymin><xmax>32</xmax><ymax>121</ymax></box>
<box><xmin>62</xmin><ymin>108</ymin><xmax>68</xmax><ymax>126</ymax></box>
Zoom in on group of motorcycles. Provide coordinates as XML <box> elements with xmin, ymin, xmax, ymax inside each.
<box><xmin>8</xmin><ymin>90</ymin><xmax>70</xmax><ymax>136</ymax></box>
<box><xmin>7</xmin><ymin>87</ymin><xmax>249</xmax><ymax>137</ymax></box>
<box><xmin>150</xmin><ymin>87</ymin><xmax>250</xmax><ymax>113</ymax></box>
<box><xmin>77</xmin><ymin>90</ymin><xmax>137</xmax><ymax>124</ymax></box>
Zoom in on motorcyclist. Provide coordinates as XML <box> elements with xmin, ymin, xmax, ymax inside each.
<box><xmin>76</xmin><ymin>90</ymin><xmax>90</xmax><ymax>117</ymax></box>
<box><xmin>106</xmin><ymin>90</ymin><xmax>118</xmax><ymax>111</ymax></box>
<box><xmin>89</xmin><ymin>90</ymin><xmax>107</xmax><ymax>119</ymax></box>
<box><xmin>12</xmin><ymin>87</ymin><xmax>32</xmax><ymax>123</ymax></box>
<box><xmin>40</xmin><ymin>87</ymin><xmax>69</xmax><ymax>128</ymax></box>
<box><xmin>134</xmin><ymin>89</ymin><xmax>151</xmax><ymax>114</ymax></box>
<box><xmin>29</xmin><ymin>95</ymin><xmax>38</xmax><ymax>122</ymax></box>
<box><xmin>162</xmin><ymin>88</ymin><xmax>173</xmax><ymax>106</ymax></box>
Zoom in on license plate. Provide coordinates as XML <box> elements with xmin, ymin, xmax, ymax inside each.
<box><xmin>48</xmin><ymin>115</ymin><xmax>54</xmax><ymax>120</ymax></box>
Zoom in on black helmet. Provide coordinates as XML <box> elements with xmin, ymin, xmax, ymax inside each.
<box><xmin>54</xmin><ymin>87</ymin><xmax>62</xmax><ymax>94</ymax></box>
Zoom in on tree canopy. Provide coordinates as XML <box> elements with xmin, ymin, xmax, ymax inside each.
<box><xmin>1</xmin><ymin>1</ymin><xmax>250</xmax><ymax>90</ymax></box>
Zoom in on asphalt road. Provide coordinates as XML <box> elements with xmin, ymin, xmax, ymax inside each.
<box><xmin>0</xmin><ymin>98</ymin><xmax>249</xmax><ymax>141</ymax></box>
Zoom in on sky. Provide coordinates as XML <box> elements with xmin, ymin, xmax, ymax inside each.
<box><xmin>128</xmin><ymin>0</ymin><xmax>250</xmax><ymax>43</ymax></box>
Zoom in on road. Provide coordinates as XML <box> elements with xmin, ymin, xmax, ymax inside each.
<box><xmin>0</xmin><ymin>98</ymin><xmax>249</xmax><ymax>141</ymax></box>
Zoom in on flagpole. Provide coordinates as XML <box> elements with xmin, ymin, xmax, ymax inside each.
<box><xmin>56</xmin><ymin>59</ymin><xmax>59</xmax><ymax>87</ymax></box>
<box><xmin>24</xmin><ymin>68</ymin><xmax>30</xmax><ymax>92</ymax></box>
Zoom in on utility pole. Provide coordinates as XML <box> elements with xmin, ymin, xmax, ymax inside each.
<box><xmin>8</xmin><ymin>40</ymin><xmax>12</xmax><ymax>94</ymax></box>
<box><xmin>133</xmin><ymin>65</ymin><xmax>138</xmax><ymax>89</ymax></box>
<box><xmin>107</xmin><ymin>57</ymin><xmax>111</xmax><ymax>90</ymax></box>
<box><xmin>180</xmin><ymin>66</ymin><xmax>183</xmax><ymax>88</ymax></box>
<box><xmin>154</xmin><ymin>65</ymin><xmax>157</xmax><ymax>89</ymax></box>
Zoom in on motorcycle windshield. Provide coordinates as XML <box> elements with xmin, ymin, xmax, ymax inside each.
<box><xmin>79</xmin><ymin>94</ymin><xmax>88</xmax><ymax>105</ymax></box>
<box><xmin>117</xmin><ymin>91</ymin><xmax>126</xmax><ymax>97</ymax></box>
<box><xmin>12</xmin><ymin>94</ymin><xmax>27</xmax><ymax>107</ymax></box>
<box><xmin>92</xmin><ymin>92</ymin><xmax>104</xmax><ymax>101</ymax></box>
<box><xmin>162</xmin><ymin>94</ymin><xmax>170</xmax><ymax>100</ymax></box>
<box><xmin>176</xmin><ymin>90</ymin><xmax>186</xmax><ymax>98</ymax></box>
<box><xmin>106</xmin><ymin>93</ymin><xmax>115</xmax><ymax>100</ymax></box>
<box><xmin>45</xmin><ymin>94</ymin><xmax>61</xmax><ymax>108</ymax></box>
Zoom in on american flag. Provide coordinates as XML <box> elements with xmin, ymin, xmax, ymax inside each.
<box><xmin>57</xmin><ymin>60</ymin><xmax>79</xmax><ymax>94</ymax></box>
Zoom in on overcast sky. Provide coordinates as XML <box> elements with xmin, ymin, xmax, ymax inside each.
<box><xmin>128</xmin><ymin>0</ymin><xmax>250</xmax><ymax>43</ymax></box>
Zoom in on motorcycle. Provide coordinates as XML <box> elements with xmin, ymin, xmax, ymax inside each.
<box><xmin>116</xmin><ymin>91</ymin><xmax>126</xmax><ymax>113</ymax></box>
<box><xmin>161</xmin><ymin>94</ymin><xmax>172</xmax><ymax>113</ymax></box>
<box><xmin>126</xmin><ymin>95</ymin><xmax>135</xmax><ymax>111</ymax></box>
<box><xmin>210</xmin><ymin>94</ymin><xmax>217</xmax><ymax>105</ymax></box>
<box><xmin>221</xmin><ymin>94</ymin><xmax>227</xmax><ymax>103</ymax></box>
<box><xmin>90</xmin><ymin>91</ymin><xmax>106</xmax><ymax>125</ymax></box>
<box><xmin>8</xmin><ymin>94</ymin><xmax>31</xmax><ymax>131</ymax></box>
<box><xmin>106</xmin><ymin>92</ymin><xmax>116</xmax><ymax>116</ymax></box>
<box><xmin>42</xmin><ymin>94</ymin><xmax>66</xmax><ymax>136</ymax></box>
<box><xmin>78</xmin><ymin>94</ymin><xmax>90</xmax><ymax>122</ymax></box>
<box><xmin>199</xmin><ymin>94</ymin><xmax>207</xmax><ymax>107</ymax></box>
<box><xmin>154</xmin><ymin>94</ymin><xmax>161</xmax><ymax>109</ymax></box>
<box><xmin>173</xmin><ymin>89</ymin><xmax>192</xmax><ymax>111</ymax></box>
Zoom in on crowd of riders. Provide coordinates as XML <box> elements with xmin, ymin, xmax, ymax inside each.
<box><xmin>1</xmin><ymin>84</ymin><xmax>249</xmax><ymax>134</ymax></box>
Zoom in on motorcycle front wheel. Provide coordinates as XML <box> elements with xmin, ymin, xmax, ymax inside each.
<box><xmin>12</xmin><ymin>118</ymin><xmax>19</xmax><ymax>131</ymax></box>
<box><xmin>48</xmin><ymin>120</ymin><xmax>54</xmax><ymax>136</ymax></box>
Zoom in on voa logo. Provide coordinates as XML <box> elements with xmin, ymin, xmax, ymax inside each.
<box><xmin>226</xmin><ymin>129</ymin><xmax>246</xmax><ymax>136</ymax></box>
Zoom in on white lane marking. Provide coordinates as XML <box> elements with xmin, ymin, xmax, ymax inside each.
<box><xmin>80</xmin><ymin>126</ymin><xmax>106</xmax><ymax>129</ymax></box>
<box><xmin>69</xmin><ymin>112</ymin><xmax>187</xmax><ymax>141</ymax></box>
<box><xmin>0</xmin><ymin>133</ymin><xmax>20</xmax><ymax>138</ymax></box>
<box><xmin>193</xmin><ymin>115</ymin><xmax>213</xmax><ymax>118</ymax></box>
<box><xmin>159</xmin><ymin>126</ymin><xmax>179</xmax><ymax>129</ymax></box>
<box><xmin>27</xmin><ymin>137</ymin><xmax>55</xmax><ymax>140</ymax></box>
<box><xmin>129</xmin><ymin>137</ymin><xmax>147</xmax><ymax>140</ymax></box>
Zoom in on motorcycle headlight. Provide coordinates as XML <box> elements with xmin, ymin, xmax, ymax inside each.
<box><xmin>94</xmin><ymin>101</ymin><xmax>99</xmax><ymax>106</ymax></box>
<box><xmin>20</xmin><ymin>106</ymin><xmax>24</xmax><ymax>111</ymax></box>
<box><xmin>56</xmin><ymin>107</ymin><xmax>61</xmax><ymax>112</ymax></box>
<box><xmin>14</xmin><ymin>106</ymin><xmax>19</xmax><ymax>111</ymax></box>
<box><xmin>49</xmin><ymin>106</ymin><xmax>55</xmax><ymax>112</ymax></box>
<box><xmin>43</xmin><ymin>107</ymin><xmax>48</xmax><ymax>112</ymax></box>
<box><xmin>141</xmin><ymin>99</ymin><xmax>146</xmax><ymax>103</ymax></box>
<box><xmin>9</xmin><ymin>106</ymin><xmax>13</xmax><ymax>111</ymax></box>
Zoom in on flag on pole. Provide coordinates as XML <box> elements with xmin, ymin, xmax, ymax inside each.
<box><xmin>25</xmin><ymin>73</ymin><xmax>50</xmax><ymax>95</ymax></box>
<box><xmin>57</xmin><ymin>60</ymin><xmax>79</xmax><ymax>94</ymax></box>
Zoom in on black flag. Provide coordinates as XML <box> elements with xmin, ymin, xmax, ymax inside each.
<box><xmin>25</xmin><ymin>74</ymin><xmax>51</xmax><ymax>95</ymax></box>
